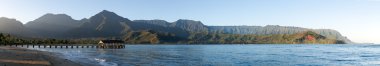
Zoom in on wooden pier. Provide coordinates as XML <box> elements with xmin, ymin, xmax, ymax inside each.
<box><xmin>0</xmin><ymin>44</ymin><xmax>125</xmax><ymax>49</ymax></box>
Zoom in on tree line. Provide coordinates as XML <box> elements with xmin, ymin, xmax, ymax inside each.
<box><xmin>0</xmin><ymin>33</ymin><xmax>96</xmax><ymax>44</ymax></box>
<box><xmin>0</xmin><ymin>30</ymin><xmax>344</xmax><ymax>44</ymax></box>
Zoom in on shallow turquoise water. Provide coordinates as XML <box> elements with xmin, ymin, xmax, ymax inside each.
<box><xmin>26</xmin><ymin>44</ymin><xmax>380</xmax><ymax>66</ymax></box>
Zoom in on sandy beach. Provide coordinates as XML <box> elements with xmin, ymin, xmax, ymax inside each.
<box><xmin>0</xmin><ymin>46</ymin><xmax>82</xmax><ymax>66</ymax></box>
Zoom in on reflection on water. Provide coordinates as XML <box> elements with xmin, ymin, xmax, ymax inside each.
<box><xmin>26</xmin><ymin>44</ymin><xmax>380</xmax><ymax>66</ymax></box>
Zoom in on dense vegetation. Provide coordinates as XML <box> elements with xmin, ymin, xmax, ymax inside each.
<box><xmin>0</xmin><ymin>31</ymin><xmax>344</xmax><ymax>44</ymax></box>
<box><xmin>125</xmin><ymin>31</ymin><xmax>344</xmax><ymax>44</ymax></box>
<box><xmin>0</xmin><ymin>33</ymin><xmax>96</xmax><ymax>44</ymax></box>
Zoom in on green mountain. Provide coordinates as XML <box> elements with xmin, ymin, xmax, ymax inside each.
<box><xmin>69</xmin><ymin>10</ymin><xmax>131</xmax><ymax>38</ymax></box>
<box><xmin>117</xmin><ymin>30</ymin><xmax>344</xmax><ymax>44</ymax></box>
<box><xmin>25</xmin><ymin>13</ymin><xmax>83</xmax><ymax>38</ymax></box>
<box><xmin>208</xmin><ymin>25</ymin><xmax>352</xmax><ymax>43</ymax></box>
<box><xmin>0</xmin><ymin>10</ymin><xmax>352</xmax><ymax>44</ymax></box>
<box><xmin>0</xmin><ymin>17</ymin><xmax>34</xmax><ymax>37</ymax></box>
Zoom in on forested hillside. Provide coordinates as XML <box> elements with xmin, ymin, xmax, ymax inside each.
<box><xmin>0</xmin><ymin>10</ymin><xmax>352</xmax><ymax>44</ymax></box>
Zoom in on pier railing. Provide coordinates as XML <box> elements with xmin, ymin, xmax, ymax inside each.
<box><xmin>0</xmin><ymin>44</ymin><xmax>125</xmax><ymax>49</ymax></box>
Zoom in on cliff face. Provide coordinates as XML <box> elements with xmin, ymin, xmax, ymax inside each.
<box><xmin>170</xmin><ymin>19</ymin><xmax>209</xmax><ymax>32</ymax></box>
<box><xmin>208</xmin><ymin>25</ymin><xmax>352</xmax><ymax>43</ymax></box>
<box><xmin>183</xmin><ymin>30</ymin><xmax>344</xmax><ymax>44</ymax></box>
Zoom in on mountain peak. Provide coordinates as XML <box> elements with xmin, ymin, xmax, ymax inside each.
<box><xmin>41</xmin><ymin>13</ymin><xmax>71</xmax><ymax>18</ymax></box>
<box><xmin>101</xmin><ymin>10</ymin><xmax>111</xmax><ymax>12</ymax></box>
<box><xmin>176</xmin><ymin>19</ymin><xmax>200</xmax><ymax>22</ymax></box>
<box><xmin>24</xmin><ymin>13</ymin><xmax>82</xmax><ymax>35</ymax></box>
<box><xmin>171</xmin><ymin>19</ymin><xmax>208</xmax><ymax>32</ymax></box>
<box><xmin>97</xmin><ymin>10</ymin><xmax>118</xmax><ymax>16</ymax></box>
<box><xmin>29</xmin><ymin>13</ymin><xmax>76</xmax><ymax>24</ymax></box>
<box><xmin>0</xmin><ymin>17</ymin><xmax>19</xmax><ymax>22</ymax></box>
<box><xmin>0</xmin><ymin>17</ymin><xmax>23</xmax><ymax>25</ymax></box>
<box><xmin>174</xmin><ymin>19</ymin><xmax>204</xmax><ymax>25</ymax></box>
<box><xmin>90</xmin><ymin>10</ymin><xmax>130</xmax><ymax>22</ymax></box>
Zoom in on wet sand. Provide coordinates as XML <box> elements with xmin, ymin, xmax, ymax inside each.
<box><xmin>0</xmin><ymin>46</ymin><xmax>82</xmax><ymax>66</ymax></box>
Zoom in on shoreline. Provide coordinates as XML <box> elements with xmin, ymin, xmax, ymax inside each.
<box><xmin>0</xmin><ymin>46</ymin><xmax>82</xmax><ymax>66</ymax></box>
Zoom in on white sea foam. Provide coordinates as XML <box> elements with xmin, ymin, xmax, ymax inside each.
<box><xmin>94</xmin><ymin>58</ymin><xmax>106</xmax><ymax>62</ymax></box>
<box><xmin>94</xmin><ymin>58</ymin><xmax>118</xmax><ymax>66</ymax></box>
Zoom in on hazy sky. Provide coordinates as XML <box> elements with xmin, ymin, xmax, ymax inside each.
<box><xmin>0</xmin><ymin>0</ymin><xmax>380</xmax><ymax>43</ymax></box>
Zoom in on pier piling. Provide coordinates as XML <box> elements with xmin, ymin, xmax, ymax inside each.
<box><xmin>2</xmin><ymin>44</ymin><xmax>125</xmax><ymax>49</ymax></box>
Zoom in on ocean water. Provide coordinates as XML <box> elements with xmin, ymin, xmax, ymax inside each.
<box><xmin>26</xmin><ymin>44</ymin><xmax>380</xmax><ymax>66</ymax></box>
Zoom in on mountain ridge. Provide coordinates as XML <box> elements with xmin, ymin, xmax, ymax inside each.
<box><xmin>0</xmin><ymin>10</ymin><xmax>353</xmax><ymax>44</ymax></box>
<box><xmin>25</xmin><ymin>13</ymin><xmax>84</xmax><ymax>38</ymax></box>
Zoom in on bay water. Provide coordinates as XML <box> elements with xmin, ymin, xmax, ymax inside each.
<box><xmin>26</xmin><ymin>44</ymin><xmax>380</xmax><ymax>66</ymax></box>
